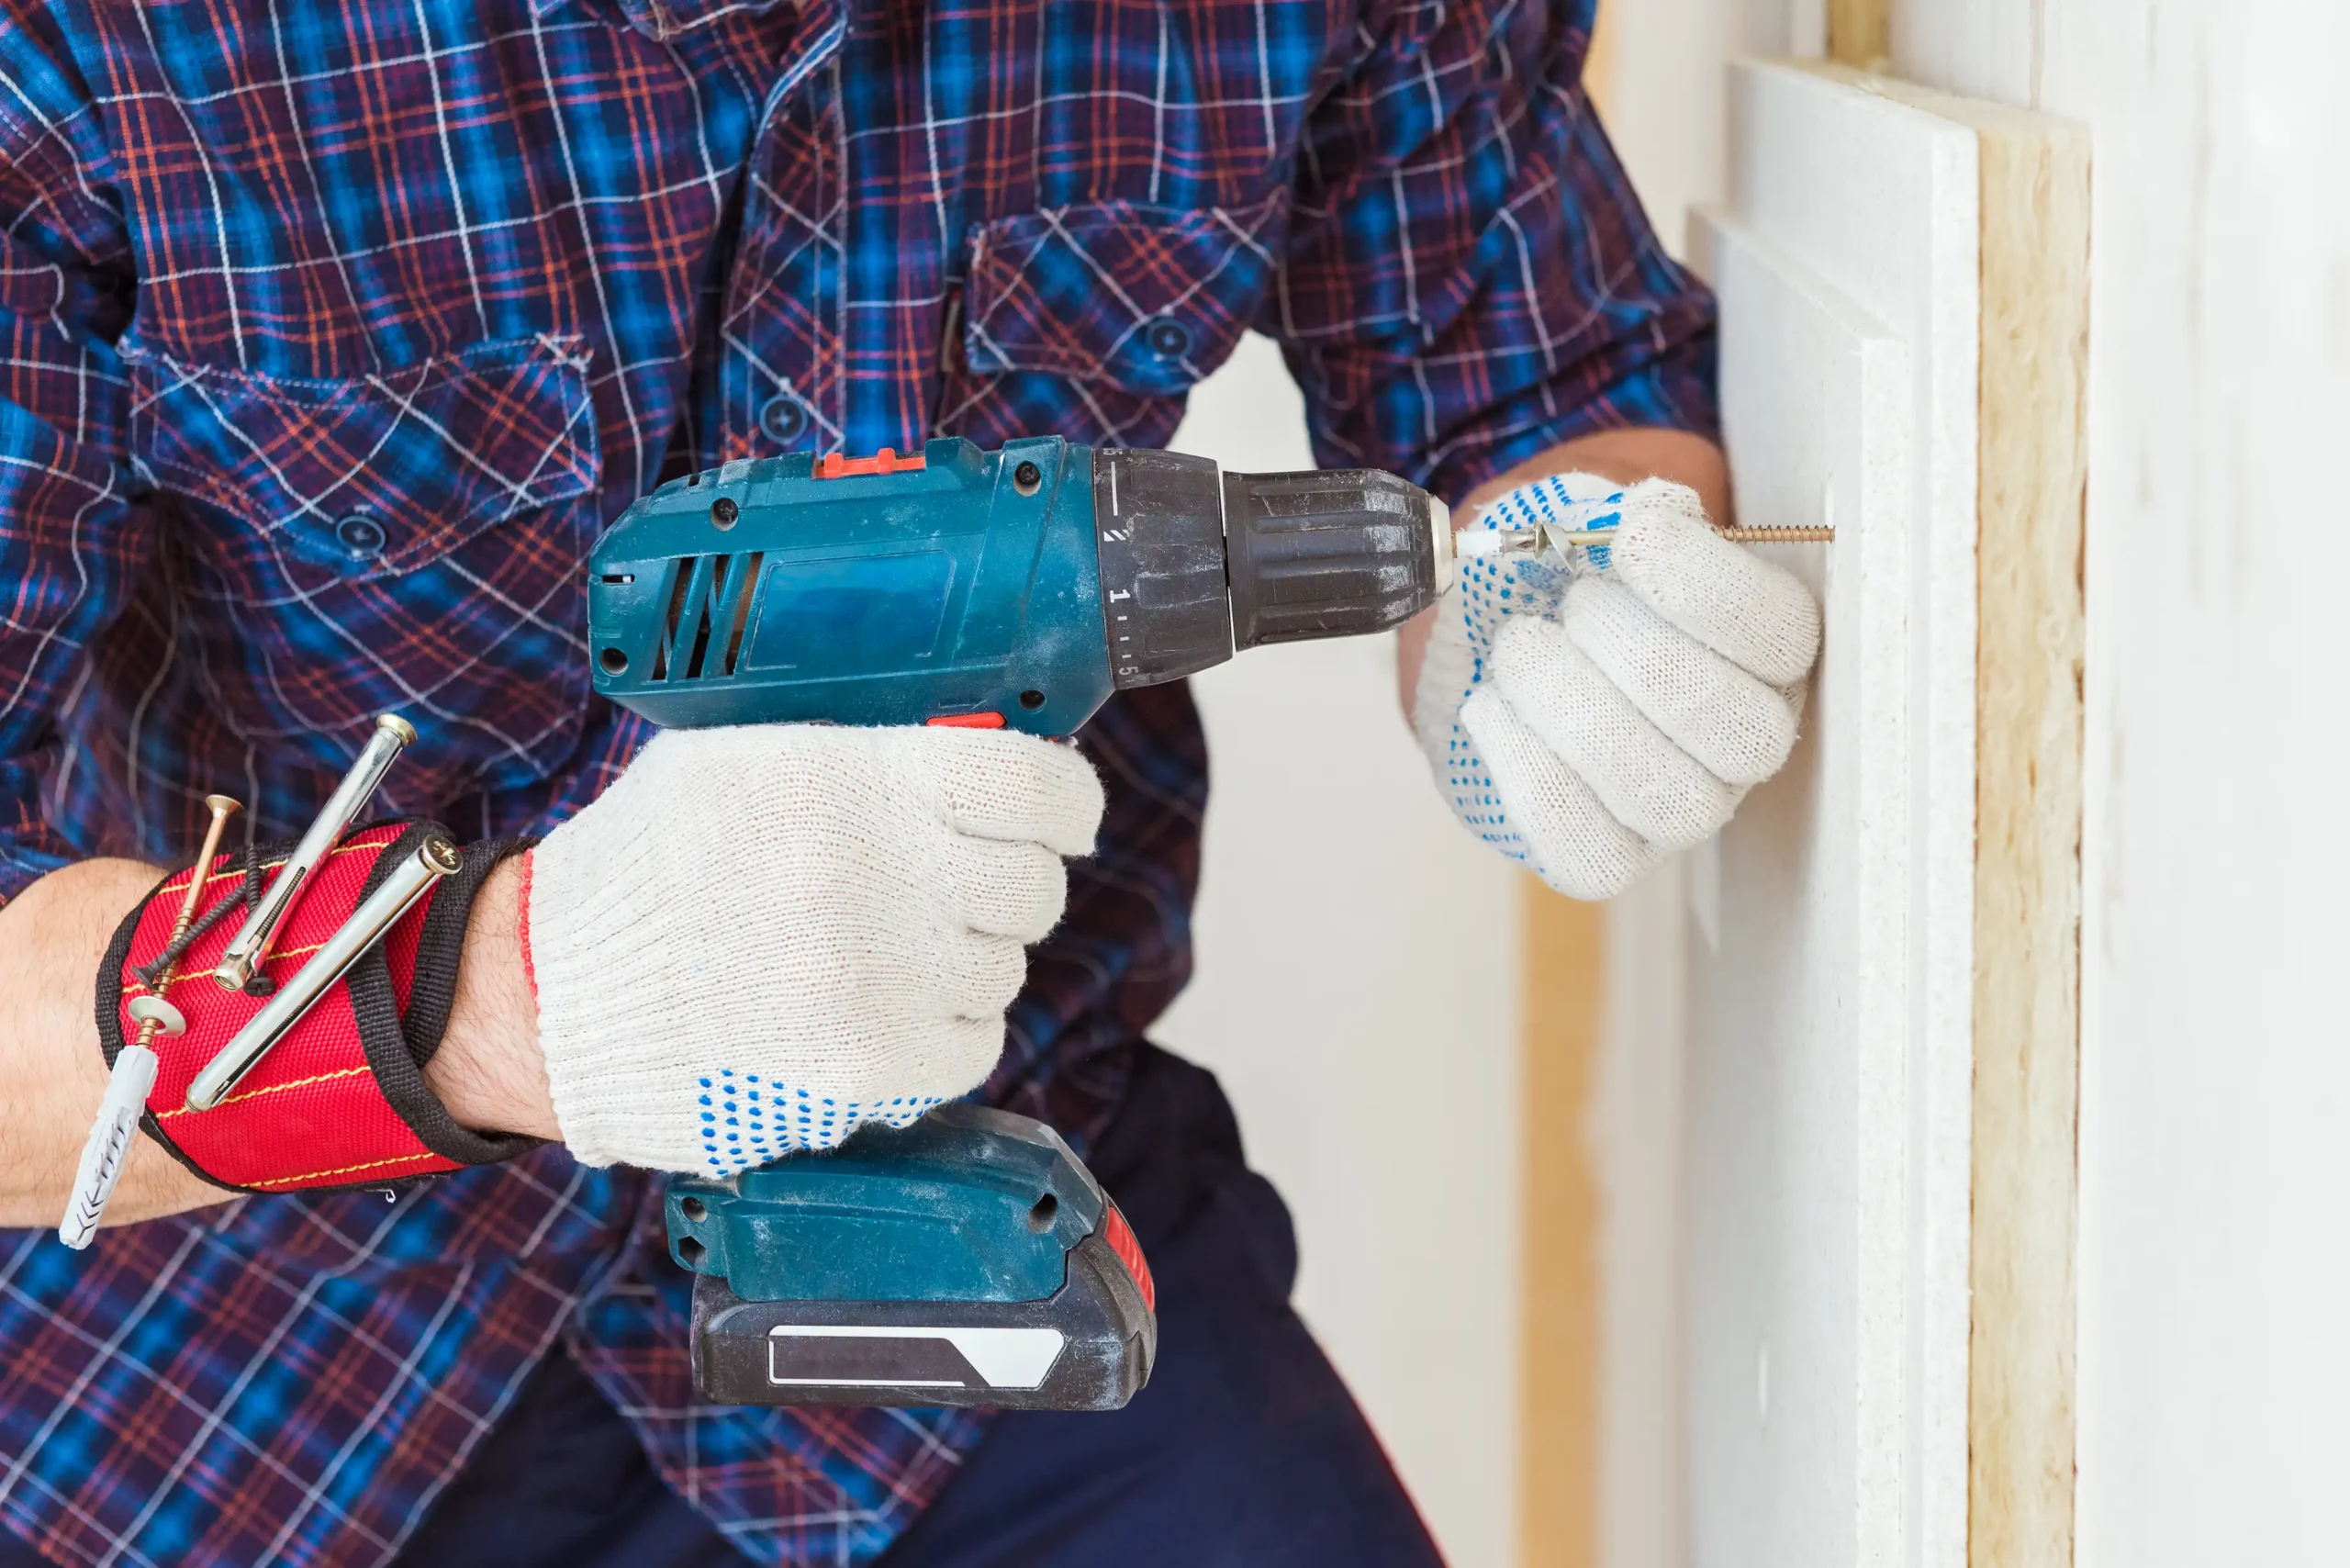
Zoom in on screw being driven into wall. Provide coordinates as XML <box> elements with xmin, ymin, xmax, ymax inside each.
<box><xmin>1457</xmin><ymin>521</ymin><xmax>1837</xmax><ymax>559</ymax></box>
<box><xmin>1707</xmin><ymin>525</ymin><xmax>1838</xmax><ymax>543</ymax></box>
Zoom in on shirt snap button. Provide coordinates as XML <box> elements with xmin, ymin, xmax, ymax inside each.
<box><xmin>333</xmin><ymin>512</ymin><xmax>387</xmax><ymax>557</ymax></box>
<box><xmin>1143</xmin><ymin>317</ymin><xmax>1193</xmax><ymax>359</ymax></box>
<box><xmin>760</xmin><ymin>392</ymin><xmax>810</xmax><ymax>444</ymax></box>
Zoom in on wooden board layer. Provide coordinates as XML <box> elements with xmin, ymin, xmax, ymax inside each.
<box><xmin>1964</xmin><ymin>95</ymin><xmax>2090</xmax><ymax>1568</ymax></box>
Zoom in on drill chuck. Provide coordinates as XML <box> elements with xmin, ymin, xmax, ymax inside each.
<box><xmin>1090</xmin><ymin>446</ymin><xmax>1451</xmax><ymax>689</ymax></box>
<box><xmin>1222</xmin><ymin>467</ymin><xmax>1450</xmax><ymax>653</ymax></box>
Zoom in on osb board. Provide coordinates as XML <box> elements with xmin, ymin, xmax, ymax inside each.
<box><xmin>1812</xmin><ymin>64</ymin><xmax>2091</xmax><ymax>1568</ymax></box>
<box><xmin>1965</xmin><ymin>106</ymin><xmax>2087</xmax><ymax>1568</ymax></box>
<box><xmin>1520</xmin><ymin>879</ymin><xmax>1606</xmax><ymax>1568</ymax></box>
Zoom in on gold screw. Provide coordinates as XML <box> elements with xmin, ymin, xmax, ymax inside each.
<box><xmin>1713</xmin><ymin>525</ymin><xmax>1837</xmax><ymax>543</ymax></box>
<box><xmin>1548</xmin><ymin>524</ymin><xmax>1837</xmax><ymax>545</ymax></box>
<box><xmin>134</xmin><ymin>795</ymin><xmax>242</xmax><ymax>1047</ymax></box>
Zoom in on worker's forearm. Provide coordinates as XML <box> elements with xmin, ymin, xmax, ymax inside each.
<box><xmin>1462</xmin><ymin>427</ymin><xmax>1730</xmax><ymax>526</ymax></box>
<box><xmin>1397</xmin><ymin>427</ymin><xmax>1729</xmax><ymax>717</ymax></box>
<box><xmin>0</xmin><ymin>853</ymin><xmax>557</xmax><ymax>1234</ymax></box>
<box><xmin>0</xmin><ymin>859</ymin><xmax>223</xmax><ymax>1228</ymax></box>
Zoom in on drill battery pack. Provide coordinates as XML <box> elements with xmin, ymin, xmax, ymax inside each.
<box><xmin>666</xmin><ymin>1104</ymin><xmax>1158</xmax><ymax>1409</ymax></box>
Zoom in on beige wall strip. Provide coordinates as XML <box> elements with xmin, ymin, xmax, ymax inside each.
<box><xmin>1827</xmin><ymin>0</ymin><xmax>1890</xmax><ymax>68</ymax></box>
<box><xmin>1521</xmin><ymin>9</ymin><xmax>1617</xmax><ymax>1562</ymax></box>
<box><xmin>1520</xmin><ymin>878</ymin><xmax>1606</xmax><ymax>1568</ymax></box>
<box><xmin>1583</xmin><ymin>0</ymin><xmax>1618</xmax><ymax>119</ymax></box>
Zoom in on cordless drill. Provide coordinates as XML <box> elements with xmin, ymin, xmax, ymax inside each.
<box><xmin>588</xmin><ymin>435</ymin><xmax>1453</xmax><ymax>1409</ymax></box>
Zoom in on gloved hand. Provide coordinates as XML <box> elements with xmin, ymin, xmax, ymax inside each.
<box><xmin>521</xmin><ymin>723</ymin><xmax>1103</xmax><ymax>1173</ymax></box>
<box><xmin>1414</xmin><ymin>473</ymin><xmax>1821</xmax><ymax>900</ymax></box>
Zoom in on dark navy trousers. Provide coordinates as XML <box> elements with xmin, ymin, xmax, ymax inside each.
<box><xmin>382</xmin><ymin>1045</ymin><xmax>1447</xmax><ymax>1568</ymax></box>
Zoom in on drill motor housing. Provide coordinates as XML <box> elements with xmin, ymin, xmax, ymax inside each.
<box><xmin>588</xmin><ymin>435</ymin><xmax>1445</xmax><ymax>737</ymax></box>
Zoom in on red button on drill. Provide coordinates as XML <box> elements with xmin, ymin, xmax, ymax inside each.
<box><xmin>925</xmin><ymin>712</ymin><xmax>1006</xmax><ymax>729</ymax></box>
<box><xmin>813</xmin><ymin>447</ymin><xmax>928</xmax><ymax>480</ymax></box>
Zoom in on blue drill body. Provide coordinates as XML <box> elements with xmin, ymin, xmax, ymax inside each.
<box><xmin>590</xmin><ymin>436</ymin><xmax>1113</xmax><ymax>738</ymax></box>
<box><xmin>584</xmin><ymin>434</ymin><xmax>1444</xmax><ymax>1409</ymax></box>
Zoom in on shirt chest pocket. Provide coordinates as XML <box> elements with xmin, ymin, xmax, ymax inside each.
<box><xmin>118</xmin><ymin>334</ymin><xmax>606</xmax><ymax>796</ymax></box>
<box><xmin>124</xmin><ymin>334</ymin><xmax>600</xmax><ymax>584</ymax></box>
<box><xmin>957</xmin><ymin>192</ymin><xmax>1290</xmax><ymax>409</ymax></box>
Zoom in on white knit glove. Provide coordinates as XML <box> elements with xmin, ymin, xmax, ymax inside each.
<box><xmin>522</xmin><ymin>723</ymin><xmax>1104</xmax><ymax>1173</ymax></box>
<box><xmin>1415</xmin><ymin>473</ymin><xmax>1821</xmax><ymax>900</ymax></box>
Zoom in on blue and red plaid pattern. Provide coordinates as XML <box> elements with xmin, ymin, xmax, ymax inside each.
<box><xmin>0</xmin><ymin>0</ymin><xmax>1714</xmax><ymax>1563</ymax></box>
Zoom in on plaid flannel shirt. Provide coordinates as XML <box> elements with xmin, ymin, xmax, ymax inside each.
<box><xmin>0</xmin><ymin>0</ymin><xmax>1714</xmax><ymax>1562</ymax></box>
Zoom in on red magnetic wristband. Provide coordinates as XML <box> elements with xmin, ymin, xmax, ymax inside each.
<box><xmin>97</xmin><ymin>821</ymin><xmax>543</xmax><ymax>1195</ymax></box>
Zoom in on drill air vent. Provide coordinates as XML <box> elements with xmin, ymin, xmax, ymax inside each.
<box><xmin>653</xmin><ymin>552</ymin><xmax>767</xmax><ymax>681</ymax></box>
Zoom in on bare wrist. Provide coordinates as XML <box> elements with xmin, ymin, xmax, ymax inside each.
<box><xmin>430</xmin><ymin>855</ymin><xmax>560</xmax><ymax>1141</ymax></box>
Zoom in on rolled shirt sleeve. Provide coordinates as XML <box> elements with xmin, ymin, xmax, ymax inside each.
<box><xmin>1267</xmin><ymin>0</ymin><xmax>1717</xmax><ymax>504</ymax></box>
<box><xmin>0</xmin><ymin>66</ymin><xmax>147</xmax><ymax>903</ymax></box>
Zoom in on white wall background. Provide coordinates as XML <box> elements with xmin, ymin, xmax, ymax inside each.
<box><xmin>1158</xmin><ymin>335</ymin><xmax>1524</xmax><ymax>1568</ymax></box>
<box><xmin>1886</xmin><ymin>5</ymin><xmax>2350</xmax><ymax>1565</ymax></box>
<box><xmin>1594</xmin><ymin>0</ymin><xmax>1819</xmax><ymax>271</ymax></box>
<box><xmin>1606</xmin><ymin>5</ymin><xmax>2350</xmax><ymax>1566</ymax></box>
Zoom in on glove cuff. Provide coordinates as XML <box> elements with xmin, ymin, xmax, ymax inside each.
<box><xmin>97</xmin><ymin>822</ymin><xmax>543</xmax><ymax>1194</ymax></box>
